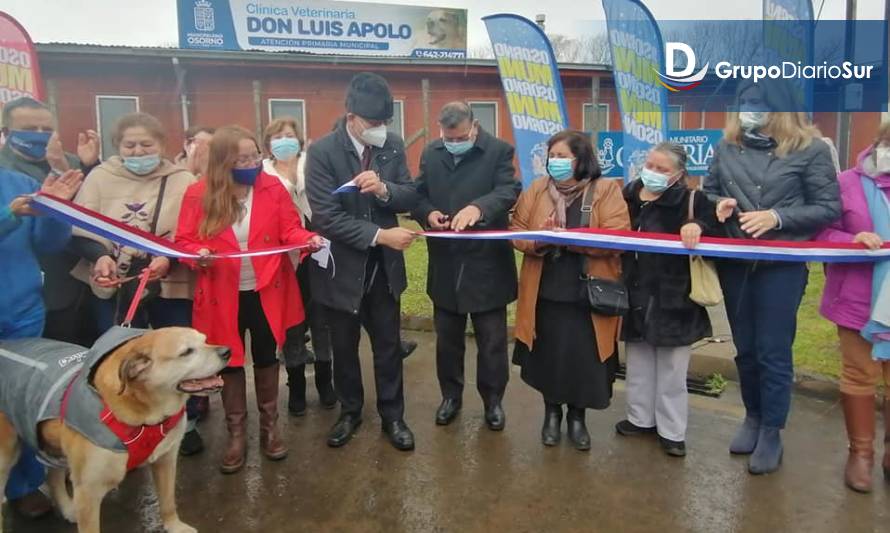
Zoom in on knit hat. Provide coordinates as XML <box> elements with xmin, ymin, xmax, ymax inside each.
<box><xmin>345</xmin><ymin>72</ymin><xmax>393</xmax><ymax>121</ymax></box>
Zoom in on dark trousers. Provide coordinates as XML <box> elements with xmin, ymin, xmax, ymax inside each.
<box><xmin>94</xmin><ymin>296</ymin><xmax>192</xmax><ymax>333</ymax></box>
<box><xmin>43</xmin><ymin>284</ymin><xmax>99</xmax><ymax>347</ymax></box>
<box><xmin>324</xmin><ymin>264</ymin><xmax>404</xmax><ymax>423</ymax></box>
<box><xmin>718</xmin><ymin>261</ymin><xmax>808</xmax><ymax>429</ymax></box>
<box><xmin>434</xmin><ymin>306</ymin><xmax>509</xmax><ymax>405</ymax></box>
<box><xmin>237</xmin><ymin>291</ymin><xmax>279</xmax><ymax>369</ymax></box>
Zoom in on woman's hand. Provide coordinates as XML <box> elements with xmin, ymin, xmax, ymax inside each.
<box><xmin>541</xmin><ymin>214</ymin><xmax>564</xmax><ymax>232</ymax></box>
<box><xmin>41</xmin><ymin>169</ymin><xmax>84</xmax><ymax>201</ymax></box>
<box><xmin>853</xmin><ymin>232</ymin><xmax>884</xmax><ymax>250</ymax></box>
<box><xmin>92</xmin><ymin>255</ymin><xmax>119</xmax><ymax>287</ymax></box>
<box><xmin>197</xmin><ymin>248</ymin><xmax>214</xmax><ymax>268</ymax></box>
<box><xmin>739</xmin><ymin>210</ymin><xmax>779</xmax><ymax>239</ymax></box>
<box><xmin>307</xmin><ymin>235</ymin><xmax>326</xmax><ymax>252</ymax></box>
<box><xmin>145</xmin><ymin>256</ymin><xmax>170</xmax><ymax>281</ymax></box>
<box><xmin>716</xmin><ymin>198</ymin><xmax>737</xmax><ymax>223</ymax></box>
<box><xmin>680</xmin><ymin>223</ymin><xmax>703</xmax><ymax>249</ymax></box>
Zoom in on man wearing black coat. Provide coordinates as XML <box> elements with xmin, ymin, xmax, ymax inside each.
<box><xmin>412</xmin><ymin>102</ymin><xmax>521</xmax><ymax>430</ymax></box>
<box><xmin>306</xmin><ymin>73</ymin><xmax>420</xmax><ymax>451</ymax></box>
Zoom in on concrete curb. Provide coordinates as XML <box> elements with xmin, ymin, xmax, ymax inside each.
<box><xmin>400</xmin><ymin>313</ymin><xmax>843</xmax><ymax>402</ymax></box>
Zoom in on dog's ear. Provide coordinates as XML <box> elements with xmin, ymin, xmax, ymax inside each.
<box><xmin>118</xmin><ymin>354</ymin><xmax>153</xmax><ymax>395</ymax></box>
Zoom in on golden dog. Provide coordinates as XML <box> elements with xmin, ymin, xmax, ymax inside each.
<box><xmin>0</xmin><ymin>327</ymin><xmax>229</xmax><ymax>533</ymax></box>
<box><xmin>423</xmin><ymin>9</ymin><xmax>467</xmax><ymax>50</ymax></box>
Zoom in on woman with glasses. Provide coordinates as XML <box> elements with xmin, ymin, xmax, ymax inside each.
<box><xmin>175</xmin><ymin>125</ymin><xmax>323</xmax><ymax>474</ymax></box>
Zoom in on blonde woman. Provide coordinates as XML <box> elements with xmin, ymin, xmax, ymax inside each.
<box><xmin>704</xmin><ymin>81</ymin><xmax>841</xmax><ymax>475</ymax></box>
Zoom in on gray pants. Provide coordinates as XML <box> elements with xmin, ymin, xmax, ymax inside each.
<box><xmin>625</xmin><ymin>342</ymin><xmax>691</xmax><ymax>442</ymax></box>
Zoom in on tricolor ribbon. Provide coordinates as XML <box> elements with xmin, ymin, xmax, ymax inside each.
<box><xmin>30</xmin><ymin>193</ymin><xmax>890</xmax><ymax>264</ymax></box>
<box><xmin>421</xmin><ymin>228</ymin><xmax>890</xmax><ymax>264</ymax></box>
<box><xmin>31</xmin><ymin>193</ymin><xmax>308</xmax><ymax>259</ymax></box>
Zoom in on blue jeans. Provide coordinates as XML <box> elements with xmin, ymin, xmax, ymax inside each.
<box><xmin>718</xmin><ymin>261</ymin><xmax>808</xmax><ymax>429</ymax></box>
<box><xmin>2</xmin><ymin>312</ymin><xmax>46</xmax><ymax>501</ymax></box>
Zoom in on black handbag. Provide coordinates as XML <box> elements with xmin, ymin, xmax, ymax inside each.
<box><xmin>577</xmin><ymin>183</ymin><xmax>629</xmax><ymax>317</ymax></box>
<box><xmin>113</xmin><ymin>177</ymin><xmax>168</xmax><ymax>324</ymax></box>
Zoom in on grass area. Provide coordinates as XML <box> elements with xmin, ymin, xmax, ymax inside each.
<box><xmin>402</xmin><ymin>217</ymin><xmax>842</xmax><ymax>379</ymax></box>
<box><xmin>793</xmin><ymin>267</ymin><xmax>841</xmax><ymax>379</ymax></box>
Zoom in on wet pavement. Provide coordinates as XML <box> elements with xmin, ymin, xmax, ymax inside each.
<box><xmin>4</xmin><ymin>331</ymin><xmax>889</xmax><ymax>533</ymax></box>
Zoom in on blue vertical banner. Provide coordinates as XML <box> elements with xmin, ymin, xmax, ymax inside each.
<box><xmin>601</xmin><ymin>0</ymin><xmax>669</xmax><ymax>182</ymax></box>
<box><xmin>762</xmin><ymin>0</ymin><xmax>814</xmax><ymax>111</ymax></box>
<box><xmin>483</xmin><ymin>14</ymin><xmax>569</xmax><ymax>189</ymax></box>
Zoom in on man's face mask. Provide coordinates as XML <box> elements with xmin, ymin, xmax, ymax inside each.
<box><xmin>7</xmin><ymin>130</ymin><xmax>52</xmax><ymax>160</ymax></box>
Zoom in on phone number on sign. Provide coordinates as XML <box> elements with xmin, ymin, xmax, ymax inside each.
<box><xmin>412</xmin><ymin>49</ymin><xmax>466</xmax><ymax>59</ymax></box>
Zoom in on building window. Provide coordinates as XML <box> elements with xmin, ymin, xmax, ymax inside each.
<box><xmin>582</xmin><ymin>103</ymin><xmax>610</xmax><ymax>133</ymax></box>
<box><xmin>95</xmin><ymin>95</ymin><xmax>139</xmax><ymax>159</ymax></box>
<box><xmin>469</xmin><ymin>101</ymin><xmax>498</xmax><ymax>136</ymax></box>
<box><xmin>388</xmin><ymin>100</ymin><xmax>405</xmax><ymax>139</ymax></box>
<box><xmin>668</xmin><ymin>105</ymin><xmax>683</xmax><ymax>130</ymax></box>
<box><xmin>268</xmin><ymin>99</ymin><xmax>307</xmax><ymax>139</ymax></box>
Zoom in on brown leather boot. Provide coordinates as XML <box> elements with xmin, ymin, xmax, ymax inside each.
<box><xmin>255</xmin><ymin>364</ymin><xmax>288</xmax><ymax>460</ymax></box>
<box><xmin>220</xmin><ymin>368</ymin><xmax>247</xmax><ymax>474</ymax></box>
<box><xmin>842</xmin><ymin>393</ymin><xmax>875</xmax><ymax>493</ymax></box>
<box><xmin>884</xmin><ymin>398</ymin><xmax>890</xmax><ymax>483</ymax></box>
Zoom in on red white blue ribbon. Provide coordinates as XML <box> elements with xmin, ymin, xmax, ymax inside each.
<box><xmin>30</xmin><ymin>193</ymin><xmax>890</xmax><ymax>263</ymax></box>
<box><xmin>31</xmin><ymin>193</ymin><xmax>308</xmax><ymax>259</ymax></box>
<box><xmin>422</xmin><ymin>228</ymin><xmax>890</xmax><ymax>264</ymax></box>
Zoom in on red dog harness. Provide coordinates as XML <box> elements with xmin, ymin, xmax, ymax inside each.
<box><xmin>59</xmin><ymin>371</ymin><xmax>186</xmax><ymax>471</ymax></box>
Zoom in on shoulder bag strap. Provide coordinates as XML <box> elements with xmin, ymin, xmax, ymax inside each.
<box><xmin>578</xmin><ymin>180</ymin><xmax>597</xmax><ymax>279</ymax></box>
<box><xmin>687</xmin><ymin>189</ymin><xmax>695</xmax><ymax>222</ymax></box>
<box><xmin>149</xmin><ymin>176</ymin><xmax>170</xmax><ymax>237</ymax></box>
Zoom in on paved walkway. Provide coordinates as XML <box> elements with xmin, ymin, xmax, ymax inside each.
<box><xmin>7</xmin><ymin>332</ymin><xmax>887</xmax><ymax>533</ymax></box>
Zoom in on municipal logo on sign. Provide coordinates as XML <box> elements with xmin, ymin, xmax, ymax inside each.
<box><xmin>194</xmin><ymin>0</ymin><xmax>215</xmax><ymax>32</ymax></box>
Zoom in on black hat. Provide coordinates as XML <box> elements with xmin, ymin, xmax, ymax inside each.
<box><xmin>345</xmin><ymin>72</ymin><xmax>394</xmax><ymax>121</ymax></box>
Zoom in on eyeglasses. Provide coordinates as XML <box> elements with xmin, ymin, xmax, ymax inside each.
<box><xmin>234</xmin><ymin>154</ymin><xmax>262</xmax><ymax>167</ymax></box>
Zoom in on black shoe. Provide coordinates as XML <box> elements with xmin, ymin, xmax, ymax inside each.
<box><xmin>659</xmin><ymin>436</ymin><xmax>687</xmax><ymax>457</ymax></box>
<box><xmin>615</xmin><ymin>419</ymin><xmax>657</xmax><ymax>437</ymax></box>
<box><xmin>383</xmin><ymin>419</ymin><xmax>415</xmax><ymax>451</ymax></box>
<box><xmin>567</xmin><ymin>407</ymin><xmax>591</xmax><ymax>451</ymax></box>
<box><xmin>179</xmin><ymin>428</ymin><xmax>205</xmax><ymax>456</ymax></box>
<box><xmin>400</xmin><ymin>339</ymin><xmax>418</xmax><ymax>359</ymax></box>
<box><xmin>327</xmin><ymin>414</ymin><xmax>362</xmax><ymax>448</ymax></box>
<box><xmin>435</xmin><ymin>398</ymin><xmax>462</xmax><ymax>426</ymax></box>
<box><xmin>542</xmin><ymin>402</ymin><xmax>563</xmax><ymax>446</ymax></box>
<box><xmin>314</xmin><ymin>361</ymin><xmax>337</xmax><ymax>409</ymax></box>
<box><xmin>484</xmin><ymin>402</ymin><xmax>506</xmax><ymax>431</ymax></box>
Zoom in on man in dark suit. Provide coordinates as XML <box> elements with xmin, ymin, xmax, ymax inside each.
<box><xmin>306</xmin><ymin>73</ymin><xmax>420</xmax><ymax>451</ymax></box>
<box><xmin>412</xmin><ymin>101</ymin><xmax>521</xmax><ymax>430</ymax></box>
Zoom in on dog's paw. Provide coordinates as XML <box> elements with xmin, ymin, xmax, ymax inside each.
<box><xmin>58</xmin><ymin>502</ymin><xmax>77</xmax><ymax>524</ymax></box>
<box><xmin>164</xmin><ymin>520</ymin><xmax>197</xmax><ymax>533</ymax></box>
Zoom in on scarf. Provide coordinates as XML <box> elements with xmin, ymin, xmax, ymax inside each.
<box><xmin>741</xmin><ymin>129</ymin><xmax>778</xmax><ymax>151</ymax></box>
<box><xmin>859</xmin><ymin>175</ymin><xmax>890</xmax><ymax>360</ymax></box>
<box><xmin>546</xmin><ymin>178</ymin><xmax>588</xmax><ymax>228</ymax></box>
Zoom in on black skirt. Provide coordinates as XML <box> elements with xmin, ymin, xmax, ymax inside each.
<box><xmin>513</xmin><ymin>298</ymin><xmax>617</xmax><ymax>410</ymax></box>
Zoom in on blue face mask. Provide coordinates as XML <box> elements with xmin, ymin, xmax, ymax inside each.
<box><xmin>232</xmin><ymin>165</ymin><xmax>262</xmax><ymax>186</ymax></box>
<box><xmin>7</xmin><ymin>130</ymin><xmax>51</xmax><ymax>160</ymax></box>
<box><xmin>123</xmin><ymin>154</ymin><xmax>161</xmax><ymax>176</ymax></box>
<box><xmin>271</xmin><ymin>137</ymin><xmax>301</xmax><ymax>160</ymax></box>
<box><xmin>547</xmin><ymin>158</ymin><xmax>575</xmax><ymax>181</ymax></box>
<box><xmin>444</xmin><ymin>139</ymin><xmax>474</xmax><ymax>156</ymax></box>
<box><xmin>639</xmin><ymin>167</ymin><xmax>674</xmax><ymax>193</ymax></box>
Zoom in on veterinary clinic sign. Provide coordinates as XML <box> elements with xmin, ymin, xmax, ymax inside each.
<box><xmin>596</xmin><ymin>129</ymin><xmax>722</xmax><ymax>179</ymax></box>
<box><xmin>0</xmin><ymin>12</ymin><xmax>43</xmax><ymax>107</ymax></box>
<box><xmin>178</xmin><ymin>0</ymin><xmax>467</xmax><ymax>58</ymax></box>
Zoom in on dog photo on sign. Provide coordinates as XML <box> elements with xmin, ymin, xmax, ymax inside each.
<box><xmin>415</xmin><ymin>9</ymin><xmax>466</xmax><ymax>50</ymax></box>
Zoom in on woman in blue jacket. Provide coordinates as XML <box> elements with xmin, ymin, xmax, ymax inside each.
<box><xmin>0</xmin><ymin>167</ymin><xmax>82</xmax><ymax>518</ymax></box>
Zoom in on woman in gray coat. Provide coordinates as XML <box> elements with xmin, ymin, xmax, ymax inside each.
<box><xmin>705</xmin><ymin>81</ymin><xmax>841</xmax><ymax>475</ymax></box>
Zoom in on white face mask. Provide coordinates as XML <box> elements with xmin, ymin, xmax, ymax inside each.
<box><xmin>359</xmin><ymin>124</ymin><xmax>388</xmax><ymax>148</ymax></box>
<box><xmin>875</xmin><ymin>145</ymin><xmax>890</xmax><ymax>173</ymax></box>
<box><xmin>739</xmin><ymin>110</ymin><xmax>769</xmax><ymax>130</ymax></box>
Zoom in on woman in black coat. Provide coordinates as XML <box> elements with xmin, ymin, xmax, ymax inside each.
<box><xmin>615</xmin><ymin>142</ymin><xmax>718</xmax><ymax>458</ymax></box>
<box><xmin>704</xmin><ymin>81</ymin><xmax>841</xmax><ymax>475</ymax></box>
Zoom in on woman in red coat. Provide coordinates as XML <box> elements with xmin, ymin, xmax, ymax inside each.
<box><xmin>175</xmin><ymin>125</ymin><xmax>322</xmax><ymax>474</ymax></box>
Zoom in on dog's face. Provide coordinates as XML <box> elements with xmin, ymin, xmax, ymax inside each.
<box><xmin>425</xmin><ymin>9</ymin><xmax>462</xmax><ymax>46</ymax></box>
<box><xmin>116</xmin><ymin>328</ymin><xmax>230</xmax><ymax>398</ymax></box>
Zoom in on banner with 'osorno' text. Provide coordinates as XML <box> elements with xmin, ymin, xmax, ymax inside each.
<box><xmin>484</xmin><ymin>14</ymin><xmax>569</xmax><ymax>189</ymax></box>
<box><xmin>0</xmin><ymin>12</ymin><xmax>44</xmax><ymax>109</ymax></box>
<box><xmin>602</xmin><ymin>0</ymin><xmax>670</xmax><ymax>182</ymax></box>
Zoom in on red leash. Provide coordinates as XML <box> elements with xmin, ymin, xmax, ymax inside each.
<box><xmin>120</xmin><ymin>269</ymin><xmax>151</xmax><ymax>328</ymax></box>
